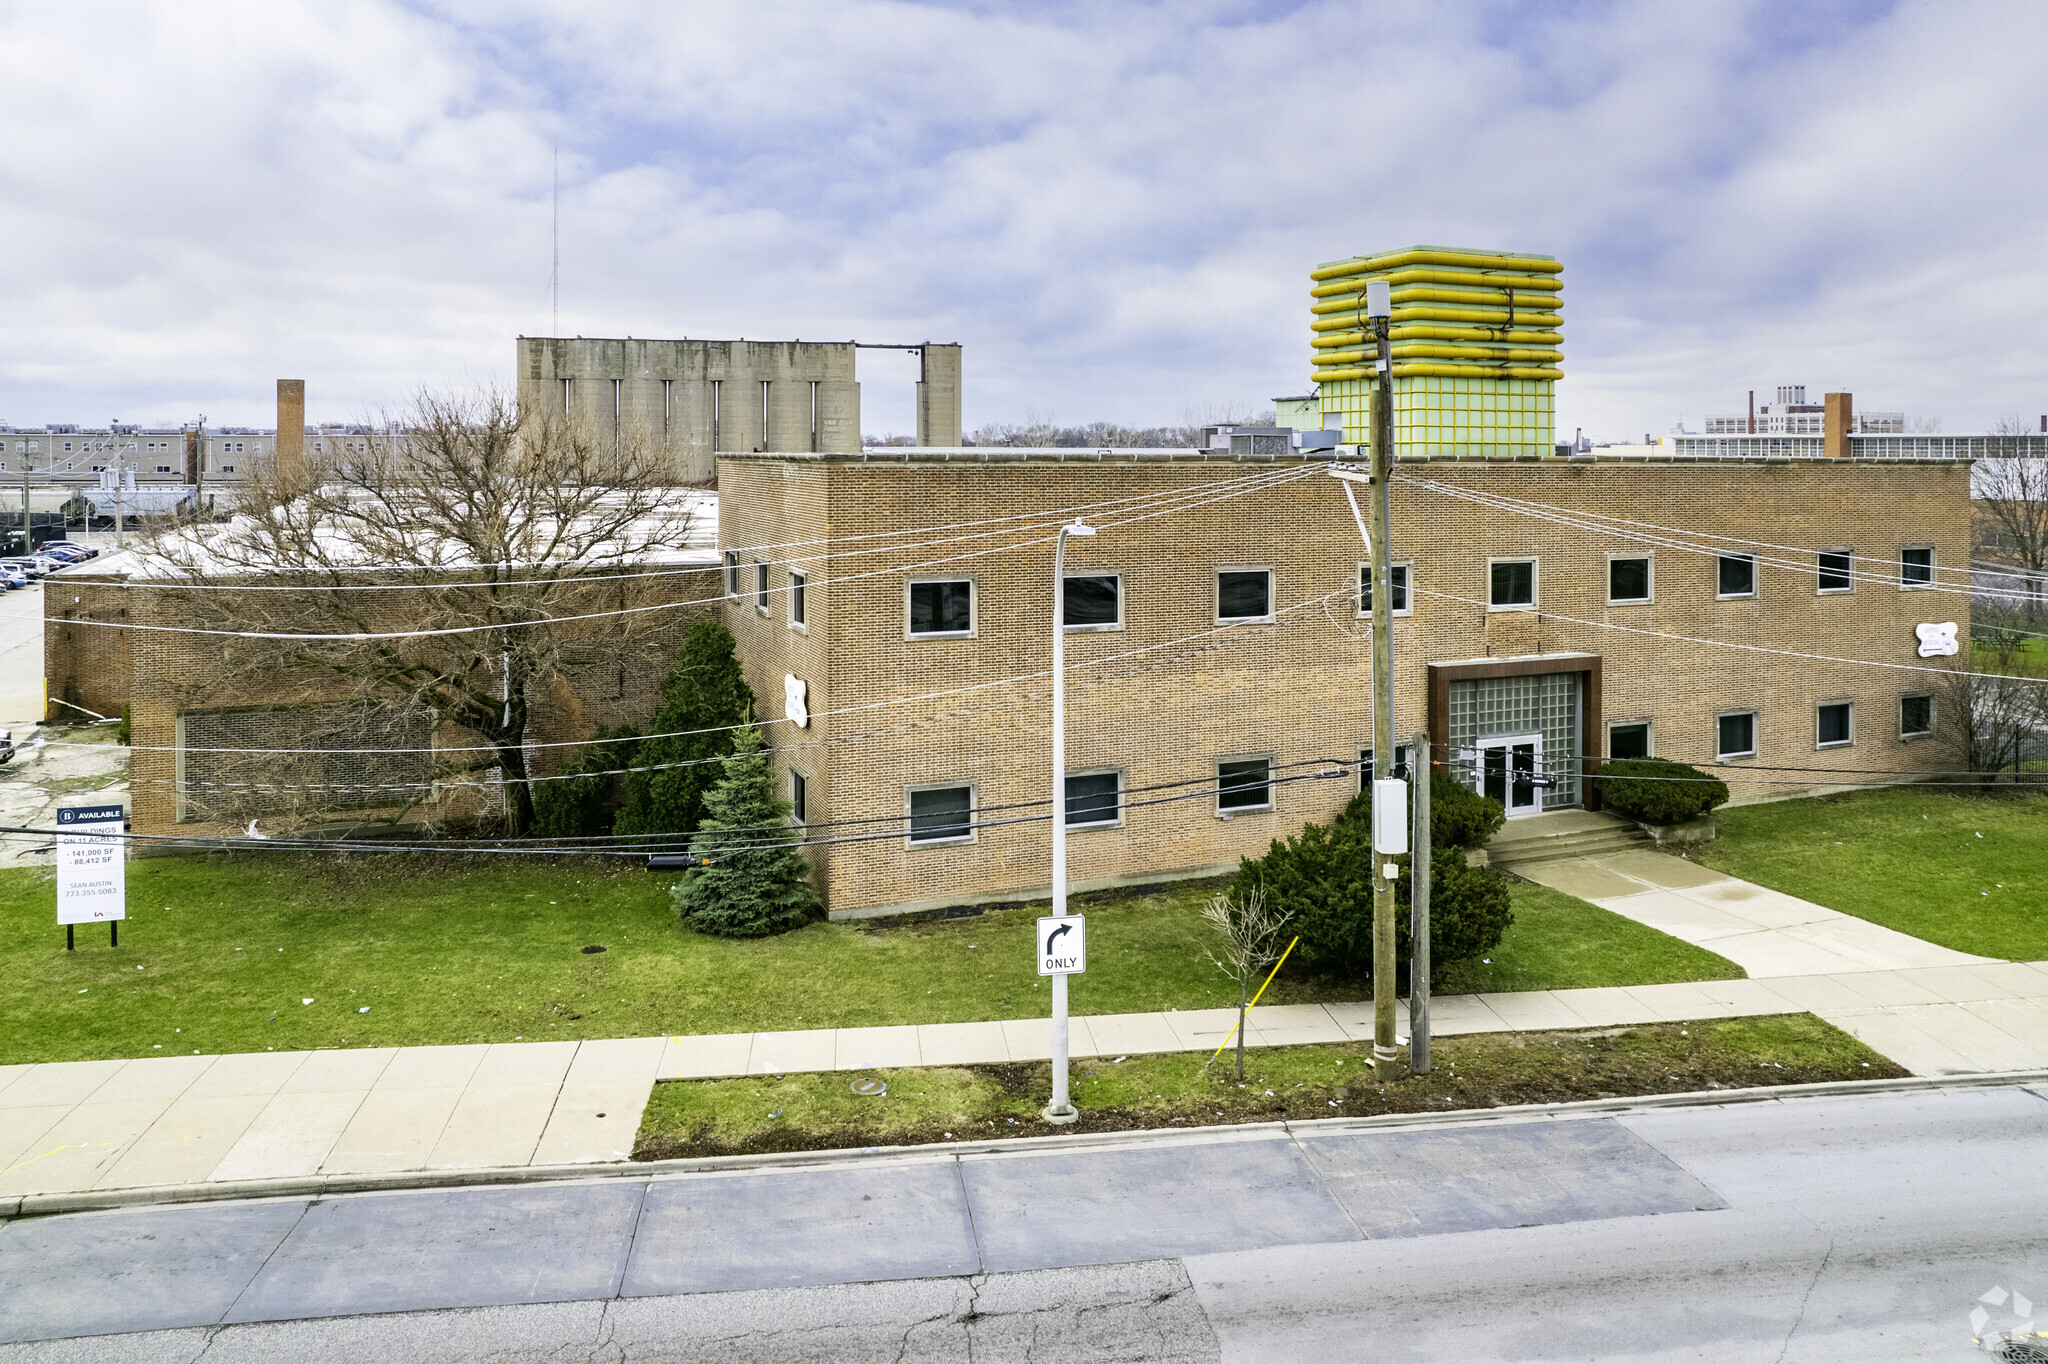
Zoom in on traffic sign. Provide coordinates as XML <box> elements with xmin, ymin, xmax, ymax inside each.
<box><xmin>1037</xmin><ymin>915</ymin><xmax>1085</xmax><ymax>976</ymax></box>
<box><xmin>56</xmin><ymin>803</ymin><xmax>125</xmax><ymax>926</ymax></box>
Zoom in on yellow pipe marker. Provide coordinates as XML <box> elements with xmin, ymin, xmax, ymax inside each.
<box><xmin>1209</xmin><ymin>935</ymin><xmax>1302</xmax><ymax>1065</ymax></box>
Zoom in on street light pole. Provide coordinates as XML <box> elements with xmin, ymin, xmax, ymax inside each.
<box><xmin>1367</xmin><ymin>278</ymin><xmax>1402</xmax><ymax>1081</ymax></box>
<box><xmin>1044</xmin><ymin>518</ymin><xmax>1094</xmax><ymax>1125</ymax></box>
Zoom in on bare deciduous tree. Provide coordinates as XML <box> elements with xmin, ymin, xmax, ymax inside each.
<box><xmin>1201</xmin><ymin>881</ymin><xmax>1293</xmax><ymax>1079</ymax></box>
<box><xmin>139</xmin><ymin>388</ymin><xmax>702</xmax><ymax>835</ymax></box>
<box><xmin>1973</xmin><ymin>416</ymin><xmax>2048</xmax><ymax>623</ymax></box>
<box><xmin>1931</xmin><ymin>642</ymin><xmax>2048</xmax><ymax>786</ymax></box>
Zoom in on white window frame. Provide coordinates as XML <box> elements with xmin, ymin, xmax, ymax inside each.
<box><xmin>1899</xmin><ymin>692</ymin><xmax>1935</xmax><ymax>739</ymax></box>
<box><xmin>1715</xmin><ymin>551</ymin><xmax>1758</xmax><ymax>600</ymax></box>
<box><xmin>1061</xmin><ymin>571</ymin><xmax>1123</xmax><ymax>632</ymax></box>
<box><xmin>755</xmin><ymin>561</ymin><xmax>770</xmax><ymax>615</ymax></box>
<box><xmin>1715</xmin><ymin>709</ymin><xmax>1758</xmax><ymax>761</ymax></box>
<box><xmin>1816</xmin><ymin>548</ymin><xmax>1854</xmax><ymax>595</ymax></box>
<box><xmin>1899</xmin><ymin>544</ymin><xmax>1935</xmax><ymax>590</ymax></box>
<box><xmin>1216</xmin><ymin>567</ymin><xmax>1274</xmax><ymax>624</ymax></box>
<box><xmin>788</xmin><ymin>570</ymin><xmax>808</xmax><ymax>631</ymax></box>
<box><xmin>1486</xmin><ymin>557</ymin><xmax>1537</xmax><ymax>612</ymax></box>
<box><xmin>1815</xmin><ymin>699</ymin><xmax>1855</xmax><ymax>750</ymax></box>
<box><xmin>1215</xmin><ymin>753</ymin><xmax>1276</xmax><ymax>815</ymax></box>
<box><xmin>905</xmin><ymin>576</ymin><xmax>977</xmax><ymax>639</ymax></box>
<box><xmin>1606</xmin><ymin>553</ymin><xmax>1653</xmax><ymax>605</ymax></box>
<box><xmin>905</xmin><ymin>781</ymin><xmax>976</xmax><ymax>846</ymax></box>
<box><xmin>1606</xmin><ymin>719</ymin><xmax>1654</xmax><ymax>761</ymax></box>
<box><xmin>1356</xmin><ymin>562</ymin><xmax>1413</xmax><ymax>617</ymax></box>
<box><xmin>723</xmin><ymin>550</ymin><xmax>740</xmax><ymax>597</ymax></box>
<box><xmin>789</xmin><ymin>769</ymin><xmax>808</xmax><ymax>826</ymax></box>
<box><xmin>1063</xmin><ymin>768</ymin><xmax>1124</xmax><ymax>830</ymax></box>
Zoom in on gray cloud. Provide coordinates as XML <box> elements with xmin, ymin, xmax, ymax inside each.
<box><xmin>1</xmin><ymin>0</ymin><xmax>2041</xmax><ymax>437</ymax></box>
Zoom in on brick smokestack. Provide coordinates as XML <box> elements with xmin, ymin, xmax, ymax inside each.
<box><xmin>277</xmin><ymin>380</ymin><xmax>306</xmax><ymax>481</ymax></box>
<box><xmin>1824</xmin><ymin>392</ymin><xmax>1852</xmax><ymax>459</ymax></box>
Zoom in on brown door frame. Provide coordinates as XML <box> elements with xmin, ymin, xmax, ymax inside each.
<box><xmin>1425</xmin><ymin>653</ymin><xmax>1604</xmax><ymax>812</ymax></box>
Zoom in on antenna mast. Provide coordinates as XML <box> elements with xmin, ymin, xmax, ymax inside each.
<box><xmin>550</xmin><ymin>148</ymin><xmax>560</xmax><ymax>337</ymax></box>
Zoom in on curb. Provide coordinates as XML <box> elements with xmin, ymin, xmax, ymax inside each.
<box><xmin>6</xmin><ymin>1067</ymin><xmax>2044</xmax><ymax>1222</ymax></box>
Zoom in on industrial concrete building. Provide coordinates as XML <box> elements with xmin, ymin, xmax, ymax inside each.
<box><xmin>515</xmin><ymin>337</ymin><xmax>963</xmax><ymax>481</ymax></box>
<box><xmin>1707</xmin><ymin>385</ymin><xmax>1905</xmax><ymax>435</ymax></box>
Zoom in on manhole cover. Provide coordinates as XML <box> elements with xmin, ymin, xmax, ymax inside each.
<box><xmin>850</xmin><ymin>1079</ymin><xmax>887</xmax><ymax>1097</ymax></box>
<box><xmin>581</xmin><ymin>945</ymin><xmax>607</xmax><ymax>954</ymax></box>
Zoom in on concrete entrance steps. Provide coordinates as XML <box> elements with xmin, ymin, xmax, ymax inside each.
<box><xmin>1486</xmin><ymin>809</ymin><xmax>1650</xmax><ymax>867</ymax></box>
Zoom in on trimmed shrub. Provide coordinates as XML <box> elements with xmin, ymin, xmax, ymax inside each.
<box><xmin>1592</xmin><ymin>758</ymin><xmax>1730</xmax><ymax>825</ymax></box>
<box><xmin>1341</xmin><ymin>772</ymin><xmax>1505</xmax><ymax>851</ymax></box>
<box><xmin>1235</xmin><ymin>816</ymin><xmax>1513</xmax><ymax>986</ymax></box>
<box><xmin>671</xmin><ymin>725</ymin><xmax>820</xmax><ymax>938</ymax></box>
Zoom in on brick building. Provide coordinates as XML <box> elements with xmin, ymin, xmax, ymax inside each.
<box><xmin>717</xmin><ymin>442</ymin><xmax>1971</xmax><ymax>919</ymax></box>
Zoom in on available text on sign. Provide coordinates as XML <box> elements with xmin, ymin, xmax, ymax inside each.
<box><xmin>56</xmin><ymin>803</ymin><xmax>126</xmax><ymax>925</ymax></box>
<box><xmin>1036</xmin><ymin>915</ymin><xmax>1085</xmax><ymax>976</ymax></box>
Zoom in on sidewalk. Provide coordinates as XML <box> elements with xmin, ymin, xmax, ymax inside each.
<box><xmin>8</xmin><ymin>957</ymin><xmax>2048</xmax><ymax>1201</ymax></box>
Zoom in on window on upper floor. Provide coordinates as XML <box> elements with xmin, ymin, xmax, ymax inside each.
<box><xmin>1359</xmin><ymin>563</ymin><xmax>1411</xmax><ymax>615</ymax></box>
<box><xmin>1817</xmin><ymin>550</ymin><xmax>1853</xmax><ymax>593</ymax></box>
<box><xmin>1488</xmin><ymin>559</ymin><xmax>1535</xmax><ymax>609</ymax></box>
<box><xmin>1063</xmin><ymin>574</ymin><xmax>1120</xmax><ymax>629</ymax></box>
<box><xmin>908</xmin><ymin>579</ymin><xmax>974</xmax><ymax>636</ymax></box>
<box><xmin>1901</xmin><ymin>546</ymin><xmax>1934</xmax><ymax>588</ymax></box>
<box><xmin>1717</xmin><ymin>552</ymin><xmax>1757</xmax><ymax>598</ymax></box>
<box><xmin>1217</xmin><ymin>569</ymin><xmax>1272</xmax><ymax>623</ymax></box>
<box><xmin>1608</xmin><ymin>556</ymin><xmax>1651</xmax><ymax>604</ymax></box>
<box><xmin>789</xmin><ymin>571</ymin><xmax>807</xmax><ymax>628</ymax></box>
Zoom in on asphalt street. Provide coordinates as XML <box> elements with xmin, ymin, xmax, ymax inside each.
<box><xmin>2</xmin><ymin>1082</ymin><xmax>2044</xmax><ymax>1361</ymax></box>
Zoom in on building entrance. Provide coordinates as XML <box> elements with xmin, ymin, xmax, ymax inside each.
<box><xmin>1476</xmin><ymin>733</ymin><xmax>1544</xmax><ymax>817</ymax></box>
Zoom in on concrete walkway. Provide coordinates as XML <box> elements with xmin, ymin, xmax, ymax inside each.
<box><xmin>10</xmin><ymin>958</ymin><xmax>2048</xmax><ymax>1202</ymax></box>
<box><xmin>1513</xmin><ymin>836</ymin><xmax>1995</xmax><ymax>978</ymax></box>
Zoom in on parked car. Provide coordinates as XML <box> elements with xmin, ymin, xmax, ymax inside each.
<box><xmin>36</xmin><ymin>546</ymin><xmax>86</xmax><ymax>563</ymax></box>
<box><xmin>41</xmin><ymin>541</ymin><xmax>97</xmax><ymax>558</ymax></box>
<box><xmin>0</xmin><ymin>569</ymin><xmax>26</xmax><ymax>590</ymax></box>
<box><xmin>0</xmin><ymin>558</ymin><xmax>47</xmax><ymax>579</ymax></box>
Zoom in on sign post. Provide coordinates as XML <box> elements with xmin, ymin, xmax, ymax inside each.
<box><xmin>56</xmin><ymin>803</ymin><xmax>125</xmax><ymax>949</ymax></box>
<box><xmin>1038</xmin><ymin>914</ymin><xmax>1086</xmax><ymax>1123</ymax></box>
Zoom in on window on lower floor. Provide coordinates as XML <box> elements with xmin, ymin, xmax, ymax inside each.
<box><xmin>1901</xmin><ymin>546</ymin><xmax>1934</xmax><ymax>587</ymax></box>
<box><xmin>790</xmin><ymin>770</ymin><xmax>807</xmax><ymax>825</ymax></box>
<box><xmin>1608</xmin><ymin>556</ymin><xmax>1651</xmax><ymax>604</ymax></box>
<box><xmin>1716</xmin><ymin>711</ymin><xmax>1757</xmax><ymax>759</ymax></box>
<box><xmin>1064</xmin><ymin>771</ymin><xmax>1121</xmax><ymax>827</ymax></box>
<box><xmin>1488</xmin><ymin>559</ymin><xmax>1535</xmax><ymax>609</ymax></box>
<box><xmin>908</xmin><ymin>579</ymin><xmax>973</xmax><ymax>636</ymax></box>
<box><xmin>1717</xmin><ymin>553</ymin><xmax>1757</xmax><ymax>598</ymax></box>
<box><xmin>1817</xmin><ymin>701</ymin><xmax>1853</xmax><ymax>748</ymax></box>
<box><xmin>1608</xmin><ymin>722</ymin><xmax>1652</xmax><ymax>761</ymax></box>
<box><xmin>1217</xmin><ymin>756</ymin><xmax>1273</xmax><ymax>812</ymax></box>
<box><xmin>1900</xmin><ymin>693</ymin><xmax>1934</xmax><ymax>738</ymax></box>
<box><xmin>907</xmin><ymin>784</ymin><xmax>974</xmax><ymax>844</ymax></box>
<box><xmin>1359</xmin><ymin>745</ymin><xmax>1411</xmax><ymax>789</ymax></box>
<box><xmin>1817</xmin><ymin>551</ymin><xmax>1853</xmax><ymax>593</ymax></box>
<box><xmin>154</xmin><ymin>465</ymin><xmax>173</xmax><ymax>474</ymax></box>
<box><xmin>1217</xmin><ymin>569</ymin><xmax>1271</xmax><ymax>622</ymax></box>
<box><xmin>723</xmin><ymin>550</ymin><xmax>739</xmax><ymax>596</ymax></box>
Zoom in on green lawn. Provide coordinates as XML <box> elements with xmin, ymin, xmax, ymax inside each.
<box><xmin>0</xmin><ymin>853</ymin><xmax>1738</xmax><ymax>1065</ymax></box>
<box><xmin>635</xmin><ymin>1014</ymin><xmax>1898</xmax><ymax>1158</ymax></box>
<box><xmin>1695</xmin><ymin>788</ymin><xmax>2048</xmax><ymax>959</ymax></box>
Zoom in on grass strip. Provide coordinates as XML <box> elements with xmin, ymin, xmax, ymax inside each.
<box><xmin>634</xmin><ymin>1013</ymin><xmax>1901</xmax><ymax>1159</ymax></box>
<box><xmin>1694</xmin><ymin>788</ymin><xmax>2048</xmax><ymax>960</ymax></box>
<box><xmin>0</xmin><ymin>854</ymin><xmax>1741</xmax><ymax>1065</ymax></box>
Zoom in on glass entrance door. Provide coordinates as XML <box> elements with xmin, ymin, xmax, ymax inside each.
<box><xmin>1477</xmin><ymin>734</ymin><xmax>1544</xmax><ymax>817</ymax></box>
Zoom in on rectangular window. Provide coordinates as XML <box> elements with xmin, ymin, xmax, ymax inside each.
<box><xmin>907</xmin><ymin>784</ymin><xmax>973</xmax><ymax>844</ymax></box>
<box><xmin>1488</xmin><ymin>559</ymin><xmax>1535</xmax><ymax>609</ymax></box>
<box><xmin>1717</xmin><ymin>711</ymin><xmax>1757</xmax><ymax>760</ymax></box>
<box><xmin>908</xmin><ymin>579</ymin><xmax>973</xmax><ymax>636</ymax></box>
<box><xmin>1217</xmin><ymin>569</ymin><xmax>1271</xmax><ymax>622</ymax></box>
<box><xmin>755</xmin><ymin>562</ymin><xmax>769</xmax><ymax>614</ymax></box>
<box><xmin>1900</xmin><ymin>693</ymin><xmax>1933</xmax><ymax>738</ymax></box>
<box><xmin>1608</xmin><ymin>722</ymin><xmax>1652</xmax><ymax>761</ymax></box>
<box><xmin>724</xmin><ymin>550</ymin><xmax>739</xmax><ymax>596</ymax></box>
<box><xmin>1358</xmin><ymin>745</ymin><xmax>1411</xmax><ymax>789</ymax></box>
<box><xmin>1817</xmin><ymin>550</ymin><xmax>1853</xmax><ymax>593</ymax></box>
<box><xmin>1358</xmin><ymin>563</ymin><xmax>1411</xmax><ymax>615</ymax></box>
<box><xmin>1063</xmin><ymin>574</ymin><xmax>1121</xmax><ymax>630</ymax></box>
<box><xmin>155</xmin><ymin>465</ymin><xmax>172</xmax><ymax>474</ymax></box>
<box><xmin>1608</xmin><ymin>556</ymin><xmax>1651</xmax><ymax>604</ymax></box>
<box><xmin>1064</xmin><ymin>771</ymin><xmax>1121</xmax><ymax>828</ymax></box>
<box><xmin>1901</xmin><ymin>546</ymin><xmax>1934</xmax><ymax>587</ymax></box>
<box><xmin>1817</xmin><ymin>701</ymin><xmax>1853</xmax><ymax>748</ymax></box>
<box><xmin>790</xmin><ymin>770</ymin><xmax>807</xmax><ymax>825</ymax></box>
<box><xmin>1217</xmin><ymin>756</ymin><xmax>1273</xmax><ymax>812</ymax></box>
<box><xmin>1717</xmin><ymin>552</ymin><xmax>1757</xmax><ymax>598</ymax></box>
<box><xmin>789</xmin><ymin>571</ymin><xmax>806</xmax><ymax>627</ymax></box>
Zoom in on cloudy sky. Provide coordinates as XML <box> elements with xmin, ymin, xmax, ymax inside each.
<box><xmin>3</xmin><ymin>0</ymin><xmax>2043</xmax><ymax>439</ymax></box>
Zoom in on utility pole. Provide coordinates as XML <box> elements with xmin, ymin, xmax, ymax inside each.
<box><xmin>1042</xmin><ymin>517</ymin><xmax>1094</xmax><ymax>1125</ymax></box>
<box><xmin>1409</xmin><ymin>727</ymin><xmax>1432</xmax><ymax>1073</ymax></box>
<box><xmin>1367</xmin><ymin>278</ymin><xmax>1401</xmax><ymax>1082</ymax></box>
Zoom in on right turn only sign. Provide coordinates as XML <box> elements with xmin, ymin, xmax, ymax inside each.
<box><xmin>1037</xmin><ymin>915</ymin><xmax>1086</xmax><ymax>976</ymax></box>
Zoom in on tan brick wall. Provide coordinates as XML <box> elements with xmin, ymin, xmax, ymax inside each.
<box><xmin>717</xmin><ymin>453</ymin><xmax>1971</xmax><ymax>917</ymax></box>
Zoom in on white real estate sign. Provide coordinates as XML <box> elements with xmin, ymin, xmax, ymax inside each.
<box><xmin>55</xmin><ymin>803</ymin><xmax>126</xmax><ymax>925</ymax></box>
<box><xmin>1037</xmin><ymin>915</ymin><xmax>1085</xmax><ymax>976</ymax></box>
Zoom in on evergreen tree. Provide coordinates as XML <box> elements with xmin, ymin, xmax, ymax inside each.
<box><xmin>613</xmin><ymin>619</ymin><xmax>755</xmax><ymax>836</ymax></box>
<box><xmin>671</xmin><ymin>724</ymin><xmax>821</xmax><ymax>937</ymax></box>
